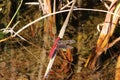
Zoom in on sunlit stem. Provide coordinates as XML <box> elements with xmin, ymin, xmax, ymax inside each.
<box><xmin>4</xmin><ymin>0</ymin><xmax>23</xmax><ymax>33</ymax></box>
<box><xmin>13</xmin><ymin>8</ymin><xmax>120</xmax><ymax>37</ymax></box>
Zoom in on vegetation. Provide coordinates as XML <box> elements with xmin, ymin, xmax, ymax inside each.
<box><xmin>0</xmin><ymin>0</ymin><xmax>120</xmax><ymax>80</ymax></box>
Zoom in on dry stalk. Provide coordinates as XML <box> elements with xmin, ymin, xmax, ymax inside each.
<box><xmin>44</xmin><ymin>0</ymin><xmax>76</xmax><ymax>78</ymax></box>
<box><xmin>85</xmin><ymin>0</ymin><xmax>120</xmax><ymax>69</ymax></box>
<box><xmin>38</xmin><ymin>0</ymin><xmax>53</xmax><ymax>79</ymax></box>
<box><xmin>58</xmin><ymin>0</ymin><xmax>76</xmax><ymax>38</ymax></box>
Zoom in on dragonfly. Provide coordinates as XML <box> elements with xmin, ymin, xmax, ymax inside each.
<box><xmin>44</xmin><ymin>0</ymin><xmax>76</xmax><ymax>78</ymax></box>
<box><xmin>49</xmin><ymin>37</ymin><xmax>76</xmax><ymax>58</ymax></box>
<box><xmin>44</xmin><ymin>38</ymin><xmax>75</xmax><ymax>78</ymax></box>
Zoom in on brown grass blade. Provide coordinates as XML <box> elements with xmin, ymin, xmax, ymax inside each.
<box><xmin>86</xmin><ymin>1</ymin><xmax>120</xmax><ymax>69</ymax></box>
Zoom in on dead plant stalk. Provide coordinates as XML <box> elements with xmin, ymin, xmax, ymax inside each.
<box><xmin>85</xmin><ymin>0</ymin><xmax>120</xmax><ymax>69</ymax></box>
<box><xmin>44</xmin><ymin>0</ymin><xmax>76</xmax><ymax>78</ymax></box>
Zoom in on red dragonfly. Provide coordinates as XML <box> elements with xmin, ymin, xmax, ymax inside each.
<box><xmin>49</xmin><ymin>37</ymin><xmax>75</xmax><ymax>58</ymax></box>
<box><xmin>44</xmin><ymin>37</ymin><xmax>75</xmax><ymax>78</ymax></box>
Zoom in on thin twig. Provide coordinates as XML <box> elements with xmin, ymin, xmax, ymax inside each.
<box><xmin>108</xmin><ymin>37</ymin><xmax>120</xmax><ymax>49</ymax></box>
<box><xmin>38</xmin><ymin>0</ymin><xmax>44</xmax><ymax>12</ymax></box>
<box><xmin>11</xmin><ymin>21</ymin><xmax>20</xmax><ymax>30</ymax></box>
<box><xmin>4</xmin><ymin>0</ymin><xmax>23</xmax><ymax>32</ymax></box>
<box><xmin>13</xmin><ymin>8</ymin><xmax>120</xmax><ymax>37</ymax></box>
<box><xmin>60</xmin><ymin>1</ymin><xmax>73</xmax><ymax>10</ymax></box>
<box><xmin>25</xmin><ymin>2</ymin><xmax>39</xmax><ymax>5</ymax></box>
